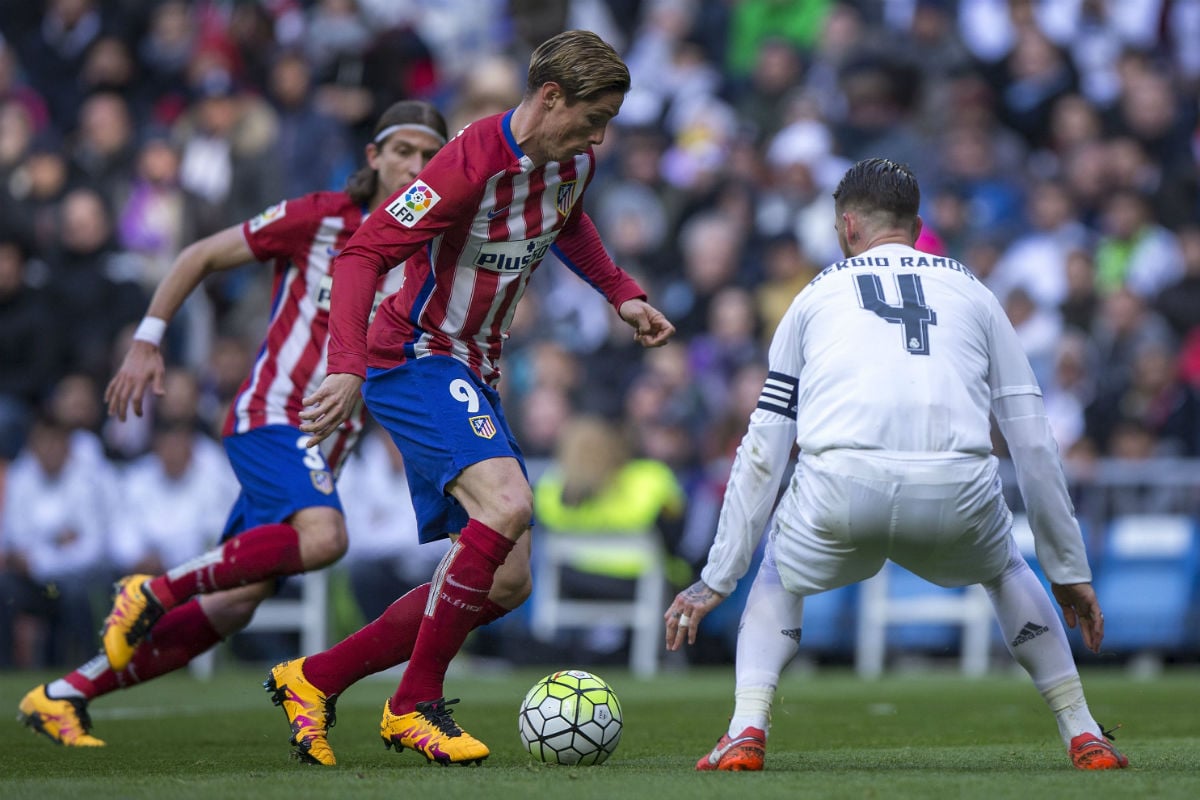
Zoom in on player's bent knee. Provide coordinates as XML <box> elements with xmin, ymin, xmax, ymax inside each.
<box><xmin>292</xmin><ymin>508</ymin><xmax>349</xmax><ymax>568</ymax></box>
<box><xmin>200</xmin><ymin>584</ymin><xmax>273</xmax><ymax>635</ymax></box>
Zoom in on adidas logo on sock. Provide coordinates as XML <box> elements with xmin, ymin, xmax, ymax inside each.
<box><xmin>1011</xmin><ymin>620</ymin><xmax>1050</xmax><ymax>647</ymax></box>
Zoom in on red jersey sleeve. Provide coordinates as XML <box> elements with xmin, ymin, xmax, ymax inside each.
<box><xmin>242</xmin><ymin>195</ymin><xmax>323</xmax><ymax>262</ymax></box>
<box><xmin>325</xmin><ymin>145</ymin><xmax>483</xmax><ymax>377</ymax></box>
<box><xmin>553</xmin><ymin>208</ymin><xmax>647</xmax><ymax>310</ymax></box>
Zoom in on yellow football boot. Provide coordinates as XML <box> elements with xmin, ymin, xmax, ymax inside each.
<box><xmin>264</xmin><ymin>658</ymin><xmax>338</xmax><ymax>766</ymax></box>
<box><xmin>100</xmin><ymin>574</ymin><xmax>163</xmax><ymax>671</ymax></box>
<box><xmin>17</xmin><ymin>685</ymin><xmax>105</xmax><ymax>747</ymax></box>
<box><xmin>380</xmin><ymin>697</ymin><xmax>489</xmax><ymax>766</ymax></box>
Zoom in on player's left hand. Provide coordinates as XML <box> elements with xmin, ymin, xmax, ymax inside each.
<box><xmin>619</xmin><ymin>299</ymin><xmax>675</xmax><ymax>348</ymax></box>
<box><xmin>664</xmin><ymin>580</ymin><xmax>725</xmax><ymax>651</ymax></box>
<box><xmin>300</xmin><ymin>372</ymin><xmax>364</xmax><ymax>448</ymax></box>
<box><xmin>1052</xmin><ymin>581</ymin><xmax>1105</xmax><ymax>653</ymax></box>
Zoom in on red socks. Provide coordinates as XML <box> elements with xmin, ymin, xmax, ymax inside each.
<box><xmin>304</xmin><ymin>584</ymin><xmax>513</xmax><ymax>697</ymax></box>
<box><xmin>304</xmin><ymin>584</ymin><xmax>430</xmax><ymax>695</ymax></box>
<box><xmin>63</xmin><ymin>601</ymin><xmax>222</xmax><ymax>699</ymax></box>
<box><xmin>148</xmin><ymin>523</ymin><xmax>304</xmax><ymax>609</ymax></box>
<box><xmin>390</xmin><ymin>520</ymin><xmax>513</xmax><ymax>712</ymax></box>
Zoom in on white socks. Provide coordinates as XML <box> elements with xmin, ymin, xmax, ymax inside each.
<box><xmin>729</xmin><ymin>546</ymin><xmax>804</xmax><ymax>737</ymax></box>
<box><xmin>983</xmin><ymin>549</ymin><xmax>1100</xmax><ymax>746</ymax></box>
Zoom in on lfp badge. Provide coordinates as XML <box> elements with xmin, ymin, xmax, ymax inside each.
<box><xmin>386</xmin><ymin>182</ymin><xmax>441</xmax><ymax>227</ymax></box>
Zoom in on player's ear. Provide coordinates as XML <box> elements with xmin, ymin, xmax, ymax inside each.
<box><xmin>912</xmin><ymin>214</ymin><xmax>924</xmax><ymax>243</ymax></box>
<box><xmin>365</xmin><ymin>142</ymin><xmax>381</xmax><ymax>170</ymax></box>
<box><xmin>541</xmin><ymin>82</ymin><xmax>563</xmax><ymax>110</ymax></box>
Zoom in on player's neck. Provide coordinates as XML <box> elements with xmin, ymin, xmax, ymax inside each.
<box><xmin>509</xmin><ymin>103</ymin><xmax>548</xmax><ymax>166</ymax></box>
<box><xmin>853</xmin><ymin>232</ymin><xmax>911</xmax><ymax>255</ymax></box>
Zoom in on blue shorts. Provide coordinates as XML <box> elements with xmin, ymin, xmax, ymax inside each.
<box><xmin>220</xmin><ymin>424</ymin><xmax>343</xmax><ymax>543</ymax></box>
<box><xmin>364</xmin><ymin>356</ymin><xmax>528</xmax><ymax>543</ymax></box>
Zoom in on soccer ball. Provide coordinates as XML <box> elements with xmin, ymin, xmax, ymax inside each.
<box><xmin>518</xmin><ymin>669</ymin><xmax>623</xmax><ymax>765</ymax></box>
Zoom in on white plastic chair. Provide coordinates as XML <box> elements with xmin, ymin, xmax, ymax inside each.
<box><xmin>530</xmin><ymin>530</ymin><xmax>666</xmax><ymax>678</ymax></box>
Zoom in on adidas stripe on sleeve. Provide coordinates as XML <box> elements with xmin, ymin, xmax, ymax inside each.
<box><xmin>756</xmin><ymin>371</ymin><xmax>798</xmax><ymax>419</ymax></box>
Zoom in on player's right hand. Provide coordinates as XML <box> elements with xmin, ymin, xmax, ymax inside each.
<box><xmin>664</xmin><ymin>580</ymin><xmax>725</xmax><ymax>651</ymax></box>
<box><xmin>104</xmin><ymin>341</ymin><xmax>165</xmax><ymax>421</ymax></box>
<box><xmin>300</xmin><ymin>373</ymin><xmax>364</xmax><ymax>448</ymax></box>
<box><xmin>1052</xmin><ymin>582</ymin><xmax>1105</xmax><ymax>653</ymax></box>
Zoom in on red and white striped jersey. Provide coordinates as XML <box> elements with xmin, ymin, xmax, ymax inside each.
<box><xmin>224</xmin><ymin>191</ymin><xmax>399</xmax><ymax>471</ymax></box>
<box><xmin>327</xmin><ymin>110</ymin><xmax>646</xmax><ymax>386</ymax></box>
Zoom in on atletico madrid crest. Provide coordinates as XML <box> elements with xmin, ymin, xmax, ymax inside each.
<box><xmin>556</xmin><ymin>181</ymin><xmax>577</xmax><ymax>217</ymax></box>
<box><xmin>469</xmin><ymin>415</ymin><xmax>497</xmax><ymax>439</ymax></box>
<box><xmin>310</xmin><ymin>469</ymin><xmax>335</xmax><ymax>495</ymax></box>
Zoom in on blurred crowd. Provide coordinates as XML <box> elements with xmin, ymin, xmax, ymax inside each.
<box><xmin>2</xmin><ymin>0</ymin><xmax>1200</xmax><ymax>667</ymax></box>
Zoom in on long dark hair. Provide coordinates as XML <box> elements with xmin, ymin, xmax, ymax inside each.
<box><xmin>345</xmin><ymin>100</ymin><xmax>449</xmax><ymax>205</ymax></box>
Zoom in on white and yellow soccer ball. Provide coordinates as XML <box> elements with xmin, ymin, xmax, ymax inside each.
<box><xmin>518</xmin><ymin>669</ymin><xmax>623</xmax><ymax>765</ymax></box>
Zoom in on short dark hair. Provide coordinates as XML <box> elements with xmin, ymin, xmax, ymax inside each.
<box><xmin>526</xmin><ymin>29</ymin><xmax>631</xmax><ymax>102</ymax></box>
<box><xmin>832</xmin><ymin>158</ymin><xmax>921</xmax><ymax>224</ymax></box>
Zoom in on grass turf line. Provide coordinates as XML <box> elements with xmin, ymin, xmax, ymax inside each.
<box><xmin>2</xmin><ymin>666</ymin><xmax>1197</xmax><ymax>800</ymax></box>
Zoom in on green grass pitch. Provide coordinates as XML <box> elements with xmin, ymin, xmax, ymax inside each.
<box><xmin>2</xmin><ymin>665</ymin><xmax>1197</xmax><ymax>799</ymax></box>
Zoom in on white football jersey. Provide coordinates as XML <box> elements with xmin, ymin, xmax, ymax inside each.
<box><xmin>768</xmin><ymin>242</ymin><xmax>1040</xmax><ymax>455</ymax></box>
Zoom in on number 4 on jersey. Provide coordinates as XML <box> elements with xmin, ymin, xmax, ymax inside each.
<box><xmin>855</xmin><ymin>273</ymin><xmax>937</xmax><ymax>356</ymax></box>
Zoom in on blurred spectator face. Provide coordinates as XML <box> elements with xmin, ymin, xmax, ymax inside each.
<box><xmin>963</xmin><ymin>238</ymin><xmax>1002</xmax><ymax>281</ymax></box>
<box><xmin>681</xmin><ymin>214</ymin><xmax>739</xmax><ymax>292</ymax></box>
<box><xmin>1054</xmin><ymin>336</ymin><xmax>1090</xmax><ymax>391</ymax></box>
<box><xmin>624</xmin><ymin>374</ymin><xmax>670</xmax><ymax>426</ymax></box>
<box><xmin>1064</xmin><ymin>249</ymin><xmax>1096</xmax><ymax>295</ymax></box>
<box><xmin>1049</xmin><ymin>94</ymin><xmax>1101</xmax><ymax>153</ymax></box>
<box><xmin>930</xmin><ymin>188</ymin><xmax>969</xmax><ymax>239</ymax></box>
<box><xmin>78</xmin><ymin>92</ymin><xmax>133</xmax><ymax>157</ymax></box>
<box><xmin>728</xmin><ymin>362</ymin><xmax>768</xmax><ymax>420</ymax></box>
<box><xmin>0</xmin><ymin>240</ymin><xmax>25</xmax><ymax>295</ymax></box>
<box><xmin>50</xmin><ymin>373</ymin><xmax>101</xmax><ymax>431</ymax></box>
<box><xmin>1102</xmin><ymin>288</ymin><xmax>1145</xmax><ymax>334</ymax></box>
<box><xmin>29</xmin><ymin>417</ymin><xmax>71</xmax><ymax>476</ymax></box>
<box><xmin>1009</xmin><ymin>28</ymin><xmax>1064</xmax><ymax>82</ymax></box>
<box><xmin>617</xmin><ymin>130</ymin><xmax>665</xmax><ymax>186</ymax></box>
<box><xmin>49</xmin><ymin>0</ymin><xmax>94</xmax><ymax>26</ymax></box>
<box><xmin>519</xmin><ymin>385</ymin><xmax>571</xmax><ymax>456</ymax></box>
<box><xmin>60</xmin><ymin>188</ymin><xmax>112</xmax><ymax>254</ymax></box>
<box><xmin>153</xmin><ymin>424</ymin><xmax>195</xmax><ymax>480</ymax></box>
<box><xmin>1062</xmin><ymin>140</ymin><xmax>1108</xmax><ymax>210</ymax></box>
<box><xmin>137</xmin><ymin>137</ymin><xmax>180</xmax><ymax>186</ymax></box>
<box><xmin>270</xmin><ymin>53</ymin><xmax>312</xmax><ymax>109</ymax></box>
<box><xmin>1179</xmin><ymin>226</ymin><xmax>1200</xmax><ymax>276</ymax></box>
<box><xmin>1105</xmin><ymin>136</ymin><xmax>1150</xmax><ymax>190</ymax></box>
<box><xmin>208</xmin><ymin>336</ymin><xmax>254</xmax><ymax>401</ymax></box>
<box><xmin>763</xmin><ymin>235</ymin><xmax>811</xmax><ymax>281</ymax></box>
<box><xmin>26</xmin><ymin>148</ymin><xmax>69</xmax><ymax>200</ymax></box>
<box><xmin>1109</xmin><ymin>420</ymin><xmax>1156</xmax><ymax>460</ymax></box>
<box><xmin>159</xmin><ymin>368</ymin><xmax>201</xmax><ymax>423</ymax></box>
<box><xmin>1004</xmin><ymin>287</ymin><xmax>1036</xmax><ymax>328</ymax></box>
<box><xmin>643</xmin><ymin>341</ymin><xmax>690</xmax><ymax>391</ymax></box>
<box><xmin>145</xmin><ymin>0</ymin><xmax>195</xmax><ymax>66</ymax></box>
<box><xmin>1119</xmin><ymin>73</ymin><xmax>1177</xmax><ymax>141</ymax></box>
<box><xmin>942</xmin><ymin>124</ymin><xmax>995</xmax><ymax>179</ymax></box>
<box><xmin>529</xmin><ymin>341</ymin><xmax>579</xmax><ymax>394</ymax></box>
<box><xmin>1099</xmin><ymin>191</ymin><xmax>1147</xmax><ymax>240</ymax></box>
<box><xmin>911</xmin><ymin>0</ymin><xmax>953</xmax><ymax>42</ymax></box>
<box><xmin>637</xmin><ymin>419</ymin><xmax>693</xmax><ymax>467</ymax></box>
<box><xmin>752</xmin><ymin>39</ymin><xmax>802</xmax><ymax>95</ymax></box>
<box><xmin>1132</xmin><ymin>344</ymin><xmax>1177</xmax><ymax>394</ymax></box>
<box><xmin>0</xmin><ymin>101</ymin><xmax>34</xmax><ymax>168</ymax></box>
<box><xmin>1028</xmin><ymin>180</ymin><xmax>1073</xmax><ymax>230</ymax></box>
<box><xmin>455</xmin><ymin>55</ymin><xmax>521</xmax><ymax>120</ymax></box>
<box><xmin>708</xmin><ymin>286</ymin><xmax>757</xmax><ymax>342</ymax></box>
<box><xmin>82</xmin><ymin>36</ymin><xmax>136</xmax><ymax>92</ymax></box>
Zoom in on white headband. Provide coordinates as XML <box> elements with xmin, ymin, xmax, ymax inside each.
<box><xmin>374</xmin><ymin>123</ymin><xmax>447</xmax><ymax>146</ymax></box>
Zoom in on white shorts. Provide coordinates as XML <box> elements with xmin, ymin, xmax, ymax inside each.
<box><xmin>769</xmin><ymin>449</ymin><xmax>1013</xmax><ymax>595</ymax></box>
